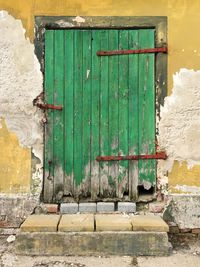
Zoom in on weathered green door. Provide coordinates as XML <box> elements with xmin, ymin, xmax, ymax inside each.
<box><xmin>44</xmin><ymin>29</ymin><xmax>156</xmax><ymax>203</ymax></box>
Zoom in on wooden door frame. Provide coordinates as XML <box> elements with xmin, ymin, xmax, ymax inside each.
<box><xmin>34</xmin><ymin>16</ymin><xmax>167</xmax><ymax>202</ymax></box>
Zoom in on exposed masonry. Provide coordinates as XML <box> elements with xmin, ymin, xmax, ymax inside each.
<box><xmin>158</xmin><ymin>68</ymin><xmax>200</xmax><ymax>193</ymax></box>
<box><xmin>164</xmin><ymin>195</ymin><xmax>200</xmax><ymax>229</ymax></box>
<box><xmin>0</xmin><ymin>11</ymin><xmax>43</xmax><ymax>196</ymax></box>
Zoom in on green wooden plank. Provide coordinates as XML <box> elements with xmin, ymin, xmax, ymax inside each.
<box><xmin>118</xmin><ymin>30</ymin><xmax>129</xmax><ymax>198</ymax></box>
<box><xmin>82</xmin><ymin>30</ymin><xmax>92</xmax><ymax>196</ymax></box>
<box><xmin>138</xmin><ymin>29</ymin><xmax>156</xmax><ymax>189</ymax></box>
<box><xmin>91</xmin><ymin>30</ymin><xmax>101</xmax><ymax>199</ymax></box>
<box><xmin>99</xmin><ymin>30</ymin><xmax>109</xmax><ymax>197</ymax></box>
<box><xmin>44</xmin><ymin>30</ymin><xmax>54</xmax><ymax>202</ymax></box>
<box><xmin>53</xmin><ymin>30</ymin><xmax>65</xmax><ymax>201</ymax></box>
<box><xmin>108</xmin><ymin>30</ymin><xmax>119</xmax><ymax>197</ymax></box>
<box><xmin>64</xmin><ymin>30</ymin><xmax>74</xmax><ymax>196</ymax></box>
<box><xmin>73</xmin><ymin>30</ymin><xmax>83</xmax><ymax>192</ymax></box>
<box><xmin>128</xmin><ymin>30</ymin><xmax>139</xmax><ymax>200</ymax></box>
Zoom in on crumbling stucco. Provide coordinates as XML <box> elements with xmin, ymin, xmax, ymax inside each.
<box><xmin>0</xmin><ymin>11</ymin><xmax>43</xmax><ymax>195</ymax></box>
<box><xmin>159</xmin><ymin>68</ymin><xmax>200</xmax><ymax>169</ymax></box>
<box><xmin>158</xmin><ymin>69</ymin><xmax>200</xmax><ymax>193</ymax></box>
<box><xmin>163</xmin><ymin>195</ymin><xmax>200</xmax><ymax>229</ymax></box>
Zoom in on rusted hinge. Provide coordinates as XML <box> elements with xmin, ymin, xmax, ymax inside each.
<box><xmin>33</xmin><ymin>92</ymin><xmax>63</xmax><ymax>111</ymax></box>
<box><xmin>35</xmin><ymin>103</ymin><xmax>63</xmax><ymax>111</ymax></box>
<box><xmin>97</xmin><ymin>47</ymin><xmax>167</xmax><ymax>56</ymax></box>
<box><xmin>96</xmin><ymin>151</ymin><xmax>167</xmax><ymax>162</ymax></box>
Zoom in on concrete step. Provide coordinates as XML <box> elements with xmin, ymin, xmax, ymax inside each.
<box><xmin>15</xmin><ymin>214</ymin><xmax>169</xmax><ymax>256</ymax></box>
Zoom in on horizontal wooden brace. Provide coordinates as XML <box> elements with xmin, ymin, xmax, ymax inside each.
<box><xmin>96</xmin><ymin>47</ymin><xmax>167</xmax><ymax>56</ymax></box>
<box><xmin>96</xmin><ymin>151</ymin><xmax>167</xmax><ymax>162</ymax></box>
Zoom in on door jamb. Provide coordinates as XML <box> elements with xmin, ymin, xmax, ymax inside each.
<box><xmin>34</xmin><ymin>16</ymin><xmax>167</xmax><ymax>202</ymax></box>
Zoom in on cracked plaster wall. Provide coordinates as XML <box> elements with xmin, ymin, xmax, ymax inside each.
<box><xmin>0</xmin><ymin>11</ymin><xmax>43</xmax><ymax>196</ymax></box>
<box><xmin>158</xmin><ymin>69</ymin><xmax>200</xmax><ymax>195</ymax></box>
<box><xmin>1</xmin><ymin>1</ymin><xmax>200</xmax><ymax>228</ymax></box>
<box><xmin>159</xmin><ymin>69</ymin><xmax>200</xmax><ymax>228</ymax></box>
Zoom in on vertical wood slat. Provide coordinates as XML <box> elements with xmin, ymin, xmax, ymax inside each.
<box><xmin>44</xmin><ymin>28</ymin><xmax>156</xmax><ymax>202</ymax></box>
<box><xmin>128</xmin><ymin>30</ymin><xmax>139</xmax><ymax>200</ymax></box>
<box><xmin>118</xmin><ymin>30</ymin><xmax>129</xmax><ymax>198</ymax></box>
<box><xmin>82</xmin><ymin>30</ymin><xmax>92</xmax><ymax>196</ymax></box>
<box><xmin>44</xmin><ymin>30</ymin><xmax>54</xmax><ymax>202</ymax></box>
<box><xmin>91</xmin><ymin>31</ymin><xmax>101</xmax><ymax>199</ymax></box>
<box><xmin>64</xmin><ymin>30</ymin><xmax>74</xmax><ymax>196</ymax></box>
<box><xmin>73</xmin><ymin>30</ymin><xmax>83</xmax><ymax>197</ymax></box>
<box><xmin>138</xmin><ymin>29</ymin><xmax>156</xmax><ymax>188</ymax></box>
<box><xmin>53</xmin><ymin>30</ymin><xmax>65</xmax><ymax>200</ymax></box>
<box><xmin>108</xmin><ymin>30</ymin><xmax>119</xmax><ymax>197</ymax></box>
<box><xmin>99</xmin><ymin>30</ymin><xmax>109</xmax><ymax>197</ymax></box>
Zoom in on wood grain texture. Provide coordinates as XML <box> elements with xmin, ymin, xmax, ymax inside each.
<box><xmin>44</xmin><ymin>29</ymin><xmax>156</xmax><ymax>202</ymax></box>
<box><xmin>138</xmin><ymin>29</ymin><xmax>156</xmax><ymax>188</ymax></box>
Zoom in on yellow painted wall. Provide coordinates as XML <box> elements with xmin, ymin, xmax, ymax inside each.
<box><xmin>0</xmin><ymin>0</ymin><xmax>200</xmax><ymax>194</ymax></box>
<box><xmin>2</xmin><ymin>0</ymin><xmax>200</xmax><ymax>92</ymax></box>
<box><xmin>169</xmin><ymin>161</ymin><xmax>200</xmax><ymax>193</ymax></box>
<box><xmin>0</xmin><ymin>119</ymin><xmax>31</xmax><ymax>193</ymax></box>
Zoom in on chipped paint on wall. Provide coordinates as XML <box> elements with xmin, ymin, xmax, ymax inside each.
<box><xmin>0</xmin><ymin>2</ymin><xmax>200</xmax><ymax>198</ymax></box>
<box><xmin>72</xmin><ymin>16</ymin><xmax>85</xmax><ymax>25</ymax></box>
<box><xmin>2</xmin><ymin>0</ymin><xmax>200</xmax><ymax>92</ymax></box>
<box><xmin>158</xmin><ymin>69</ymin><xmax>200</xmax><ymax>193</ymax></box>
<box><xmin>0</xmin><ymin>119</ymin><xmax>30</xmax><ymax>193</ymax></box>
<box><xmin>159</xmin><ymin>69</ymin><xmax>200</xmax><ymax>168</ymax></box>
<box><xmin>173</xmin><ymin>185</ymin><xmax>200</xmax><ymax>194</ymax></box>
<box><xmin>168</xmin><ymin>161</ymin><xmax>200</xmax><ymax>193</ymax></box>
<box><xmin>0</xmin><ymin>11</ymin><xmax>43</xmax><ymax>194</ymax></box>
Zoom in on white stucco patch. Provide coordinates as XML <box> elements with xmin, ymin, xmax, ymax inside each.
<box><xmin>72</xmin><ymin>16</ymin><xmax>85</xmax><ymax>25</ymax></box>
<box><xmin>0</xmin><ymin>11</ymin><xmax>43</xmax><ymax>195</ymax></box>
<box><xmin>159</xmin><ymin>68</ymin><xmax>200</xmax><ymax>172</ymax></box>
<box><xmin>173</xmin><ymin>185</ymin><xmax>200</xmax><ymax>194</ymax></box>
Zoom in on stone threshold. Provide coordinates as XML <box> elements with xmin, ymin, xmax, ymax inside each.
<box><xmin>15</xmin><ymin>231</ymin><xmax>169</xmax><ymax>256</ymax></box>
<box><xmin>20</xmin><ymin>214</ymin><xmax>169</xmax><ymax>232</ymax></box>
<box><xmin>16</xmin><ymin>214</ymin><xmax>169</xmax><ymax>256</ymax></box>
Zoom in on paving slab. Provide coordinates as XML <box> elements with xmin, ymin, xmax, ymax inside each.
<box><xmin>15</xmin><ymin>231</ymin><xmax>169</xmax><ymax>256</ymax></box>
<box><xmin>79</xmin><ymin>203</ymin><xmax>96</xmax><ymax>213</ymax></box>
<box><xmin>60</xmin><ymin>203</ymin><xmax>78</xmax><ymax>214</ymax></box>
<box><xmin>130</xmin><ymin>215</ymin><xmax>169</xmax><ymax>232</ymax></box>
<box><xmin>97</xmin><ymin>202</ymin><xmax>115</xmax><ymax>212</ymax></box>
<box><xmin>95</xmin><ymin>214</ymin><xmax>132</xmax><ymax>231</ymax></box>
<box><xmin>58</xmin><ymin>214</ymin><xmax>94</xmax><ymax>232</ymax></box>
<box><xmin>20</xmin><ymin>215</ymin><xmax>60</xmax><ymax>232</ymax></box>
<box><xmin>118</xmin><ymin>202</ymin><xmax>136</xmax><ymax>213</ymax></box>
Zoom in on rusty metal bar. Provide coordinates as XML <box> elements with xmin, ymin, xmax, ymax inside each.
<box><xmin>96</xmin><ymin>151</ymin><xmax>167</xmax><ymax>162</ymax></box>
<box><xmin>97</xmin><ymin>47</ymin><xmax>167</xmax><ymax>56</ymax></box>
<box><xmin>35</xmin><ymin>103</ymin><xmax>63</xmax><ymax>111</ymax></box>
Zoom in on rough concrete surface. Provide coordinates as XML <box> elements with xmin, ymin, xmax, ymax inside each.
<box><xmin>79</xmin><ymin>203</ymin><xmax>97</xmax><ymax>213</ymax></box>
<box><xmin>163</xmin><ymin>195</ymin><xmax>200</xmax><ymax>229</ymax></box>
<box><xmin>60</xmin><ymin>203</ymin><xmax>79</xmax><ymax>214</ymax></box>
<box><xmin>15</xmin><ymin>232</ymin><xmax>168</xmax><ymax>256</ymax></box>
<box><xmin>1</xmin><ymin>234</ymin><xmax>200</xmax><ymax>267</ymax></box>
<box><xmin>0</xmin><ymin>197</ymin><xmax>38</xmax><ymax>228</ymax></box>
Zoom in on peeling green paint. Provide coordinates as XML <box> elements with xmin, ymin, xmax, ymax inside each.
<box><xmin>43</xmin><ymin>27</ymin><xmax>158</xmax><ymax>202</ymax></box>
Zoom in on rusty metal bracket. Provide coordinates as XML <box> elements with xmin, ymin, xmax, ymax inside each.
<box><xmin>96</xmin><ymin>151</ymin><xmax>167</xmax><ymax>162</ymax></box>
<box><xmin>35</xmin><ymin>103</ymin><xmax>63</xmax><ymax>111</ymax></box>
<box><xmin>97</xmin><ymin>47</ymin><xmax>167</xmax><ymax>56</ymax></box>
<box><xmin>33</xmin><ymin>92</ymin><xmax>63</xmax><ymax>111</ymax></box>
